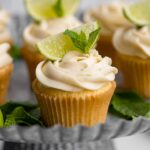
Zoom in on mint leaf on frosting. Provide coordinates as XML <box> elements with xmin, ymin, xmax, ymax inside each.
<box><xmin>64</xmin><ymin>28</ymin><xmax>100</xmax><ymax>53</ymax></box>
<box><xmin>53</xmin><ymin>0</ymin><xmax>64</xmax><ymax>17</ymax></box>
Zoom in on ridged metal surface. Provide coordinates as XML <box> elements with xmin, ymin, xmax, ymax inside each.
<box><xmin>3</xmin><ymin>141</ymin><xmax>115</xmax><ymax>150</ymax></box>
<box><xmin>0</xmin><ymin>116</ymin><xmax>149</xmax><ymax>144</ymax></box>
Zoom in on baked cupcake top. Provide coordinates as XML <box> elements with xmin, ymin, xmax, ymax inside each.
<box><xmin>0</xmin><ymin>43</ymin><xmax>12</xmax><ymax>68</ymax></box>
<box><xmin>36</xmin><ymin>50</ymin><xmax>117</xmax><ymax>91</ymax></box>
<box><xmin>113</xmin><ymin>26</ymin><xmax>150</xmax><ymax>59</ymax></box>
<box><xmin>23</xmin><ymin>16</ymin><xmax>81</xmax><ymax>52</ymax></box>
<box><xmin>84</xmin><ymin>2</ymin><xmax>132</xmax><ymax>36</ymax></box>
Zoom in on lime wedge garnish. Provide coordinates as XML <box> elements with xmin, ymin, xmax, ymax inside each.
<box><xmin>0</xmin><ymin>110</ymin><xmax>4</xmax><ymax>127</ymax></box>
<box><xmin>37</xmin><ymin>22</ymin><xmax>100</xmax><ymax>60</ymax></box>
<box><xmin>123</xmin><ymin>0</ymin><xmax>150</xmax><ymax>26</ymax></box>
<box><xmin>25</xmin><ymin>0</ymin><xmax>80</xmax><ymax>21</ymax></box>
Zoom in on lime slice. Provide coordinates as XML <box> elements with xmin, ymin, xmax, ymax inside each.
<box><xmin>25</xmin><ymin>0</ymin><xmax>80</xmax><ymax>21</ymax></box>
<box><xmin>37</xmin><ymin>22</ymin><xmax>100</xmax><ymax>60</ymax></box>
<box><xmin>123</xmin><ymin>0</ymin><xmax>150</xmax><ymax>26</ymax></box>
<box><xmin>0</xmin><ymin>110</ymin><xmax>4</xmax><ymax>127</ymax></box>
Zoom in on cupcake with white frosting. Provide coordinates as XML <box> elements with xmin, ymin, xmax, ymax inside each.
<box><xmin>0</xmin><ymin>43</ymin><xmax>13</xmax><ymax>103</ymax></box>
<box><xmin>33</xmin><ymin>22</ymin><xmax>118</xmax><ymax>127</ymax></box>
<box><xmin>22</xmin><ymin>3</ymin><xmax>81</xmax><ymax>83</ymax></box>
<box><xmin>84</xmin><ymin>2</ymin><xmax>132</xmax><ymax>62</ymax></box>
<box><xmin>113</xmin><ymin>26</ymin><xmax>150</xmax><ymax>98</ymax></box>
<box><xmin>0</xmin><ymin>10</ymin><xmax>12</xmax><ymax>45</ymax></box>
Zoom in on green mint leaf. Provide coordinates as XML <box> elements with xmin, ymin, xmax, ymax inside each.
<box><xmin>0</xmin><ymin>101</ymin><xmax>38</xmax><ymax>120</ymax></box>
<box><xmin>4</xmin><ymin>107</ymin><xmax>43</xmax><ymax>127</ymax></box>
<box><xmin>10</xmin><ymin>45</ymin><xmax>21</xmax><ymax>60</ymax></box>
<box><xmin>110</xmin><ymin>91</ymin><xmax>150</xmax><ymax>119</ymax></box>
<box><xmin>64</xmin><ymin>28</ymin><xmax>100</xmax><ymax>53</ymax></box>
<box><xmin>64</xmin><ymin>29</ymin><xmax>87</xmax><ymax>52</ymax></box>
<box><xmin>85</xmin><ymin>28</ymin><xmax>101</xmax><ymax>53</ymax></box>
<box><xmin>53</xmin><ymin>0</ymin><xmax>64</xmax><ymax>17</ymax></box>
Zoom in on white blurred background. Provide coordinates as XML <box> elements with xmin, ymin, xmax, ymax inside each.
<box><xmin>0</xmin><ymin>0</ymin><xmax>149</xmax><ymax>150</ymax></box>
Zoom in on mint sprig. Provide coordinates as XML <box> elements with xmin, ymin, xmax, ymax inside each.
<box><xmin>0</xmin><ymin>102</ymin><xmax>43</xmax><ymax>127</ymax></box>
<box><xmin>4</xmin><ymin>107</ymin><xmax>43</xmax><ymax>127</ymax></box>
<box><xmin>53</xmin><ymin>0</ymin><xmax>64</xmax><ymax>17</ymax></box>
<box><xmin>64</xmin><ymin>28</ymin><xmax>101</xmax><ymax>53</ymax></box>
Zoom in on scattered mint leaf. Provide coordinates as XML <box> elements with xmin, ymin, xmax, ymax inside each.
<box><xmin>10</xmin><ymin>45</ymin><xmax>21</xmax><ymax>60</ymax></box>
<box><xmin>0</xmin><ymin>101</ymin><xmax>38</xmax><ymax>119</ymax></box>
<box><xmin>64</xmin><ymin>28</ymin><xmax>101</xmax><ymax>53</ymax></box>
<box><xmin>53</xmin><ymin>0</ymin><xmax>64</xmax><ymax>17</ymax></box>
<box><xmin>110</xmin><ymin>91</ymin><xmax>150</xmax><ymax>119</ymax></box>
<box><xmin>4</xmin><ymin>107</ymin><xmax>43</xmax><ymax>127</ymax></box>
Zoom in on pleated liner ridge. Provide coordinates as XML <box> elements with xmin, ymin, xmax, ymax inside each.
<box><xmin>116</xmin><ymin>52</ymin><xmax>150</xmax><ymax>98</ymax></box>
<box><xmin>33</xmin><ymin>79</ymin><xmax>116</xmax><ymax>127</ymax></box>
<box><xmin>0</xmin><ymin>64</ymin><xmax>13</xmax><ymax>104</ymax></box>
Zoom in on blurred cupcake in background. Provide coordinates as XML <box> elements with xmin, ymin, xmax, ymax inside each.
<box><xmin>0</xmin><ymin>9</ymin><xmax>12</xmax><ymax>45</ymax></box>
<box><xmin>84</xmin><ymin>2</ymin><xmax>132</xmax><ymax>63</ymax></box>
<box><xmin>0</xmin><ymin>43</ymin><xmax>13</xmax><ymax>104</ymax></box>
<box><xmin>33</xmin><ymin>22</ymin><xmax>118</xmax><ymax>127</ymax></box>
<box><xmin>113</xmin><ymin>26</ymin><xmax>150</xmax><ymax>98</ymax></box>
<box><xmin>22</xmin><ymin>0</ymin><xmax>81</xmax><ymax>83</ymax></box>
<box><xmin>113</xmin><ymin>0</ymin><xmax>150</xmax><ymax>98</ymax></box>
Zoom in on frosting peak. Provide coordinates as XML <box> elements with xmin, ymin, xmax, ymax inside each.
<box><xmin>113</xmin><ymin>26</ymin><xmax>150</xmax><ymax>59</ymax></box>
<box><xmin>0</xmin><ymin>43</ymin><xmax>12</xmax><ymax>68</ymax></box>
<box><xmin>36</xmin><ymin>50</ymin><xmax>118</xmax><ymax>92</ymax></box>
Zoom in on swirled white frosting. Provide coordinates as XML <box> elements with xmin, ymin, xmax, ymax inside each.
<box><xmin>36</xmin><ymin>50</ymin><xmax>118</xmax><ymax>92</ymax></box>
<box><xmin>23</xmin><ymin>16</ymin><xmax>81</xmax><ymax>52</ymax></box>
<box><xmin>113</xmin><ymin>26</ymin><xmax>150</xmax><ymax>59</ymax></box>
<box><xmin>0</xmin><ymin>43</ymin><xmax>12</xmax><ymax>68</ymax></box>
<box><xmin>84</xmin><ymin>3</ymin><xmax>132</xmax><ymax>36</ymax></box>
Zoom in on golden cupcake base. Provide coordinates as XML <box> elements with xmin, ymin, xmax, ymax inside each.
<box><xmin>0</xmin><ymin>64</ymin><xmax>13</xmax><ymax>104</ymax></box>
<box><xmin>116</xmin><ymin>52</ymin><xmax>150</xmax><ymax>98</ymax></box>
<box><xmin>22</xmin><ymin>46</ymin><xmax>44</xmax><ymax>83</ymax></box>
<box><xmin>33</xmin><ymin>79</ymin><xmax>116</xmax><ymax>127</ymax></box>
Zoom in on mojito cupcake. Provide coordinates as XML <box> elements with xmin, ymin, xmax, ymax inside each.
<box><xmin>84</xmin><ymin>2</ymin><xmax>132</xmax><ymax>63</ymax></box>
<box><xmin>0</xmin><ymin>43</ymin><xmax>13</xmax><ymax>104</ymax></box>
<box><xmin>113</xmin><ymin>26</ymin><xmax>150</xmax><ymax>98</ymax></box>
<box><xmin>0</xmin><ymin>10</ymin><xmax>12</xmax><ymax>45</ymax></box>
<box><xmin>113</xmin><ymin>0</ymin><xmax>150</xmax><ymax>98</ymax></box>
<box><xmin>33</xmin><ymin>22</ymin><xmax>118</xmax><ymax>127</ymax></box>
<box><xmin>22</xmin><ymin>0</ymin><xmax>81</xmax><ymax>83</ymax></box>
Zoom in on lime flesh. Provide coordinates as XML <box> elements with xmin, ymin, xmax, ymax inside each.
<box><xmin>25</xmin><ymin>0</ymin><xmax>80</xmax><ymax>21</ymax></box>
<box><xmin>123</xmin><ymin>0</ymin><xmax>150</xmax><ymax>26</ymax></box>
<box><xmin>37</xmin><ymin>22</ymin><xmax>99</xmax><ymax>60</ymax></box>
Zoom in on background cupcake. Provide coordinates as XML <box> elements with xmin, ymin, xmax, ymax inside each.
<box><xmin>33</xmin><ymin>22</ymin><xmax>118</xmax><ymax>127</ymax></box>
<box><xmin>84</xmin><ymin>2</ymin><xmax>132</xmax><ymax>63</ymax></box>
<box><xmin>0</xmin><ymin>43</ymin><xmax>13</xmax><ymax>104</ymax></box>
<box><xmin>22</xmin><ymin>0</ymin><xmax>81</xmax><ymax>84</ymax></box>
<box><xmin>0</xmin><ymin>9</ymin><xmax>12</xmax><ymax>45</ymax></box>
<box><xmin>113</xmin><ymin>26</ymin><xmax>150</xmax><ymax>99</ymax></box>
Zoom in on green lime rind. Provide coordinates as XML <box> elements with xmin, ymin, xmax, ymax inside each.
<box><xmin>37</xmin><ymin>22</ymin><xmax>100</xmax><ymax>60</ymax></box>
<box><xmin>0</xmin><ymin>109</ymin><xmax>4</xmax><ymax>127</ymax></box>
<box><xmin>123</xmin><ymin>0</ymin><xmax>150</xmax><ymax>27</ymax></box>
